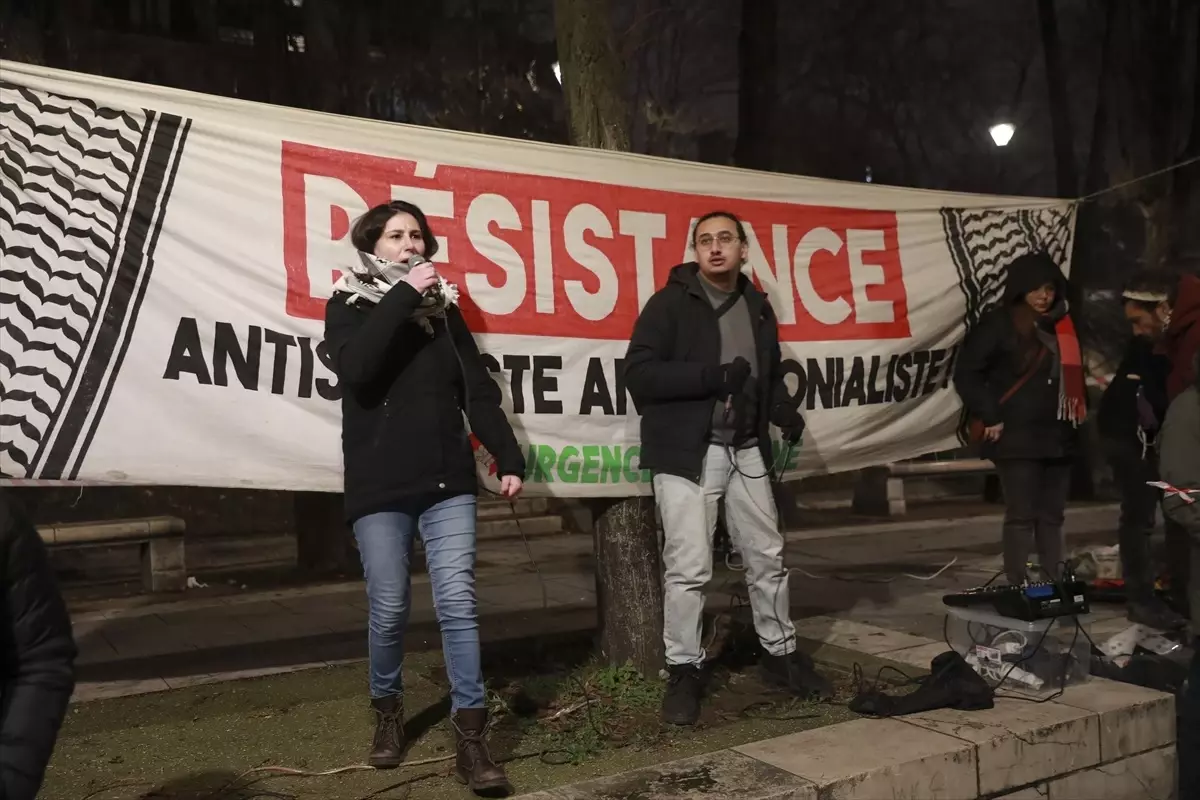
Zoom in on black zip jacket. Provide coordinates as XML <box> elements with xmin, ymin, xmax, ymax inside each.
<box><xmin>0</xmin><ymin>492</ymin><xmax>76</xmax><ymax>800</ymax></box>
<box><xmin>324</xmin><ymin>283</ymin><xmax>525</xmax><ymax>523</ymax></box>
<box><xmin>1097</xmin><ymin>336</ymin><xmax>1169</xmax><ymax>448</ymax></box>
<box><xmin>953</xmin><ymin>253</ymin><xmax>1079</xmax><ymax>461</ymax></box>
<box><xmin>624</xmin><ymin>263</ymin><xmax>798</xmax><ymax>481</ymax></box>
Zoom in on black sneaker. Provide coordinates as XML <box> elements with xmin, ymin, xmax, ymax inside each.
<box><xmin>662</xmin><ymin>664</ymin><xmax>705</xmax><ymax>726</ymax></box>
<box><xmin>1128</xmin><ymin>598</ymin><xmax>1189</xmax><ymax>631</ymax></box>
<box><xmin>761</xmin><ymin>649</ymin><xmax>834</xmax><ymax>701</ymax></box>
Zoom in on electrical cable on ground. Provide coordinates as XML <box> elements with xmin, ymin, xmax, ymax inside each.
<box><xmin>724</xmin><ymin>550</ymin><xmax>960</xmax><ymax>583</ymax></box>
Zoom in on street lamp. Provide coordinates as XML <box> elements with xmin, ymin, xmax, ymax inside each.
<box><xmin>988</xmin><ymin>123</ymin><xmax>1015</xmax><ymax>147</ymax></box>
<box><xmin>552</xmin><ymin>61</ymin><xmax>562</xmax><ymax>85</ymax></box>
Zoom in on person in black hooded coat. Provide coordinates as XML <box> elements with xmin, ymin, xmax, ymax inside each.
<box><xmin>0</xmin><ymin>491</ymin><xmax>76</xmax><ymax>800</ymax></box>
<box><xmin>954</xmin><ymin>253</ymin><xmax>1087</xmax><ymax>585</ymax></box>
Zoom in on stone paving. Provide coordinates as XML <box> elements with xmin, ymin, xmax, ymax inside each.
<box><xmin>68</xmin><ymin>503</ymin><xmax>1123</xmax><ymax>702</ymax></box>
<box><xmin>60</xmin><ymin>500</ymin><xmax>1184</xmax><ymax>799</ymax></box>
<box><xmin>523</xmin><ymin>664</ymin><xmax>1176</xmax><ymax>799</ymax></box>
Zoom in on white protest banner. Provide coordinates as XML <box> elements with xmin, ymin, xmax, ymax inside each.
<box><xmin>0</xmin><ymin>61</ymin><xmax>1076</xmax><ymax>496</ymax></box>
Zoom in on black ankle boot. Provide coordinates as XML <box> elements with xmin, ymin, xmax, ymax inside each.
<box><xmin>761</xmin><ymin>649</ymin><xmax>834</xmax><ymax>700</ymax></box>
<box><xmin>369</xmin><ymin>695</ymin><xmax>405</xmax><ymax>768</ymax></box>
<box><xmin>661</xmin><ymin>663</ymin><xmax>706</xmax><ymax>726</ymax></box>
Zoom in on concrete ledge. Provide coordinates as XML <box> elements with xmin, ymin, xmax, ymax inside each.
<box><xmin>901</xmin><ymin>696</ymin><xmax>1101</xmax><ymax>795</ymax></box>
<box><xmin>1052</xmin><ymin>674</ymin><xmax>1177</xmax><ymax>762</ymax></box>
<box><xmin>735</xmin><ymin>717</ymin><xmax>979</xmax><ymax>799</ymax></box>
<box><xmin>1044</xmin><ymin>744</ymin><xmax>1175</xmax><ymax>799</ymax></box>
<box><xmin>516</xmin><ymin>681</ymin><xmax>1176</xmax><ymax>800</ymax></box>
<box><xmin>517</xmin><ymin>749</ymin><xmax>818</xmax><ymax>799</ymax></box>
<box><xmin>519</xmin><ymin>613</ymin><xmax>1177</xmax><ymax>800</ymax></box>
<box><xmin>785</xmin><ymin>503</ymin><xmax>1118</xmax><ymax>543</ymax></box>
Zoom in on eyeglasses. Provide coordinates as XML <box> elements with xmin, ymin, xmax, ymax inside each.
<box><xmin>696</xmin><ymin>232</ymin><xmax>739</xmax><ymax>248</ymax></box>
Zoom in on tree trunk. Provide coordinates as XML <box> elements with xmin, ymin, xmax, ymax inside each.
<box><xmin>294</xmin><ymin>491</ymin><xmax>358</xmax><ymax>576</ymax></box>
<box><xmin>1169</xmin><ymin>4</ymin><xmax>1200</xmax><ymax>261</ymax></box>
<box><xmin>0</xmin><ymin>5</ymin><xmax>48</xmax><ymax>65</ymax></box>
<box><xmin>591</xmin><ymin>496</ymin><xmax>664</xmax><ymax>675</ymax></box>
<box><xmin>304</xmin><ymin>0</ymin><xmax>341</xmax><ymax>113</ymax></box>
<box><xmin>554</xmin><ymin>0</ymin><xmax>662</xmax><ymax>675</ymax></box>
<box><xmin>733</xmin><ymin>0</ymin><xmax>778</xmax><ymax>170</ymax></box>
<box><xmin>1037</xmin><ymin>0</ymin><xmax>1079</xmax><ymax>197</ymax></box>
<box><xmin>347</xmin><ymin>0</ymin><xmax>373</xmax><ymax>118</ymax></box>
<box><xmin>252</xmin><ymin>0</ymin><xmax>288</xmax><ymax>105</ymax></box>
<box><xmin>1082</xmin><ymin>0</ymin><xmax>1117</xmax><ymax>196</ymax></box>
<box><xmin>46</xmin><ymin>0</ymin><xmax>89</xmax><ymax>70</ymax></box>
<box><xmin>1038</xmin><ymin>0</ymin><xmax>1092</xmax><ymax>497</ymax></box>
<box><xmin>553</xmin><ymin>0</ymin><xmax>631</xmax><ymax>150</ymax></box>
<box><xmin>194</xmin><ymin>0</ymin><xmax>219</xmax><ymax>43</ymax></box>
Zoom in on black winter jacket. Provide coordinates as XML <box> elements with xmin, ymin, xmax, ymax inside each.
<box><xmin>624</xmin><ymin>263</ymin><xmax>799</xmax><ymax>481</ymax></box>
<box><xmin>1096</xmin><ymin>336</ymin><xmax>1170</xmax><ymax>449</ymax></box>
<box><xmin>953</xmin><ymin>254</ymin><xmax>1079</xmax><ymax>461</ymax></box>
<box><xmin>324</xmin><ymin>283</ymin><xmax>525</xmax><ymax>523</ymax></box>
<box><xmin>0</xmin><ymin>492</ymin><xmax>76</xmax><ymax>800</ymax></box>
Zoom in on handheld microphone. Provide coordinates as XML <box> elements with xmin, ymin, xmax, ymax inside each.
<box><xmin>408</xmin><ymin>254</ymin><xmax>443</xmax><ymax>302</ymax></box>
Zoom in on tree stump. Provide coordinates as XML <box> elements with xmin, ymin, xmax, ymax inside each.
<box><xmin>591</xmin><ymin>496</ymin><xmax>664</xmax><ymax>676</ymax></box>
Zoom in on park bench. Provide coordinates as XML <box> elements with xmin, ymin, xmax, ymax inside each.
<box><xmin>852</xmin><ymin>458</ymin><xmax>996</xmax><ymax>516</ymax></box>
<box><xmin>38</xmin><ymin>515</ymin><xmax>187</xmax><ymax>592</ymax></box>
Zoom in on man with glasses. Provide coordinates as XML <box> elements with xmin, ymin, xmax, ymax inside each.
<box><xmin>624</xmin><ymin>210</ymin><xmax>831</xmax><ymax>726</ymax></box>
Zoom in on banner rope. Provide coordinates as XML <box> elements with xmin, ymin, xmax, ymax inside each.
<box><xmin>1074</xmin><ymin>153</ymin><xmax>1200</xmax><ymax>205</ymax></box>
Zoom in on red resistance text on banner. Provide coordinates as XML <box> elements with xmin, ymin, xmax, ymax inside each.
<box><xmin>282</xmin><ymin>142</ymin><xmax>912</xmax><ymax>343</ymax></box>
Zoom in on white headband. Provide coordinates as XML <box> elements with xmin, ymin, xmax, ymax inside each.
<box><xmin>1122</xmin><ymin>290</ymin><xmax>1168</xmax><ymax>303</ymax></box>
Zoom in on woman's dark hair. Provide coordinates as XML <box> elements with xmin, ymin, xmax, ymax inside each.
<box><xmin>1122</xmin><ymin>269</ymin><xmax>1178</xmax><ymax>312</ymax></box>
<box><xmin>350</xmin><ymin>200</ymin><xmax>440</xmax><ymax>259</ymax></box>
<box><xmin>690</xmin><ymin>210</ymin><xmax>747</xmax><ymax>248</ymax></box>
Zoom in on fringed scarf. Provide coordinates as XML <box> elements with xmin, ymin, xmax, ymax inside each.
<box><xmin>1053</xmin><ymin>314</ymin><xmax>1087</xmax><ymax>425</ymax></box>
<box><xmin>332</xmin><ymin>251</ymin><xmax>460</xmax><ymax>335</ymax></box>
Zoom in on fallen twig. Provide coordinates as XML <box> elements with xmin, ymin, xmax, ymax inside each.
<box><xmin>546</xmin><ymin>697</ymin><xmax>595</xmax><ymax>722</ymax></box>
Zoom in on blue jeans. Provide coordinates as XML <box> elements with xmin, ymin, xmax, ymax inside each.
<box><xmin>353</xmin><ymin>494</ymin><xmax>485</xmax><ymax>710</ymax></box>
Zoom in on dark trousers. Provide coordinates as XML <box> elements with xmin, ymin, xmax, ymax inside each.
<box><xmin>1181</xmin><ymin>641</ymin><xmax>1200</xmax><ymax>798</ymax></box>
<box><xmin>1103</xmin><ymin>440</ymin><xmax>1192</xmax><ymax>606</ymax></box>
<box><xmin>995</xmin><ymin>459</ymin><xmax>1072</xmax><ymax>584</ymax></box>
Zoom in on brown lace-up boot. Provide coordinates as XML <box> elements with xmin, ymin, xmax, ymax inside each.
<box><xmin>368</xmin><ymin>695</ymin><xmax>405</xmax><ymax>768</ymax></box>
<box><xmin>452</xmin><ymin>707</ymin><xmax>513</xmax><ymax>796</ymax></box>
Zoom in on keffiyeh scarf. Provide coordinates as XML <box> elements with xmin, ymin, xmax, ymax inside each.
<box><xmin>332</xmin><ymin>251</ymin><xmax>460</xmax><ymax>335</ymax></box>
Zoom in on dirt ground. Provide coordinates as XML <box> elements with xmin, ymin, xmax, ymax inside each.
<box><xmin>45</xmin><ymin>642</ymin><xmax>858</xmax><ymax>800</ymax></box>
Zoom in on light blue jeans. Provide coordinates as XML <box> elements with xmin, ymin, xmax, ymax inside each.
<box><xmin>654</xmin><ymin>444</ymin><xmax>797</xmax><ymax>666</ymax></box>
<box><xmin>353</xmin><ymin>494</ymin><xmax>485</xmax><ymax>710</ymax></box>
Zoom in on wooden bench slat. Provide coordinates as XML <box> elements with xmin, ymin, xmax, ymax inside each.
<box><xmin>853</xmin><ymin>459</ymin><xmax>996</xmax><ymax>516</ymax></box>
<box><xmin>38</xmin><ymin>516</ymin><xmax>185</xmax><ymax>545</ymax></box>
<box><xmin>37</xmin><ymin>516</ymin><xmax>188</xmax><ymax>593</ymax></box>
<box><xmin>888</xmin><ymin>459</ymin><xmax>993</xmax><ymax>477</ymax></box>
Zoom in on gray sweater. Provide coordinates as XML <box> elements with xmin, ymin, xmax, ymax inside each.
<box><xmin>1159</xmin><ymin>385</ymin><xmax>1200</xmax><ymax>530</ymax></box>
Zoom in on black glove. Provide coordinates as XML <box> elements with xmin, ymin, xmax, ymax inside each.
<box><xmin>704</xmin><ymin>357</ymin><xmax>752</xmax><ymax>400</ymax></box>
<box><xmin>773</xmin><ymin>403</ymin><xmax>805</xmax><ymax>444</ymax></box>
